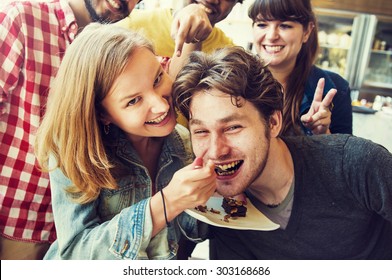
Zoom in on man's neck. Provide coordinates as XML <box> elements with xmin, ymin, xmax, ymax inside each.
<box><xmin>248</xmin><ymin>138</ymin><xmax>294</xmax><ymax>206</ymax></box>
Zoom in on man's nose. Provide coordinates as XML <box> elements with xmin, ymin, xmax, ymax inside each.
<box><xmin>208</xmin><ymin>134</ymin><xmax>230</xmax><ymax>159</ymax></box>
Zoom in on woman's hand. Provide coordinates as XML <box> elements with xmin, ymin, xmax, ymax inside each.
<box><xmin>171</xmin><ymin>3</ymin><xmax>213</xmax><ymax>56</ymax></box>
<box><xmin>164</xmin><ymin>157</ymin><xmax>216</xmax><ymax>215</ymax></box>
<box><xmin>301</xmin><ymin>78</ymin><xmax>336</xmax><ymax>135</ymax></box>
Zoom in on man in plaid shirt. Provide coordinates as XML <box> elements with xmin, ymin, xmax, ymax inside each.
<box><xmin>0</xmin><ymin>0</ymin><xmax>142</xmax><ymax>259</ymax></box>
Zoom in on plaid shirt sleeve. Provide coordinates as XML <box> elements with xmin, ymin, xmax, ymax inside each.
<box><xmin>0</xmin><ymin>6</ymin><xmax>24</xmax><ymax>120</ymax></box>
<box><xmin>1</xmin><ymin>0</ymin><xmax>75</xmax><ymax>243</ymax></box>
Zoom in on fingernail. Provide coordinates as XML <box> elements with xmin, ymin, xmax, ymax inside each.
<box><xmin>194</xmin><ymin>157</ymin><xmax>203</xmax><ymax>169</ymax></box>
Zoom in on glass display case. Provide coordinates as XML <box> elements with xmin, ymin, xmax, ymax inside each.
<box><xmin>361</xmin><ymin>16</ymin><xmax>392</xmax><ymax>100</ymax></box>
<box><xmin>315</xmin><ymin>8</ymin><xmax>392</xmax><ymax>103</ymax></box>
<box><xmin>315</xmin><ymin>11</ymin><xmax>355</xmax><ymax>79</ymax></box>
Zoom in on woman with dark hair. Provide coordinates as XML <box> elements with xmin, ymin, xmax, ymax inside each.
<box><xmin>249</xmin><ymin>0</ymin><xmax>352</xmax><ymax>136</ymax></box>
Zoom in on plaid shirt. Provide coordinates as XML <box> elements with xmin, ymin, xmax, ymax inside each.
<box><xmin>0</xmin><ymin>0</ymin><xmax>77</xmax><ymax>243</ymax></box>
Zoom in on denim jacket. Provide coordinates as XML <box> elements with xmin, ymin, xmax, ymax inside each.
<box><xmin>44</xmin><ymin>124</ymin><xmax>198</xmax><ymax>260</ymax></box>
<box><xmin>299</xmin><ymin>66</ymin><xmax>352</xmax><ymax>135</ymax></box>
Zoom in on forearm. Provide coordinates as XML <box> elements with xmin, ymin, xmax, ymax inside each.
<box><xmin>168</xmin><ymin>42</ymin><xmax>201</xmax><ymax>79</ymax></box>
<box><xmin>150</xmin><ymin>189</ymin><xmax>184</xmax><ymax>237</ymax></box>
<box><xmin>49</xmin><ymin>168</ymin><xmax>154</xmax><ymax>260</ymax></box>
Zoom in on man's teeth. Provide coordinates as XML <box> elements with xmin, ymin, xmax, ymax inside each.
<box><xmin>107</xmin><ymin>0</ymin><xmax>120</xmax><ymax>10</ymax></box>
<box><xmin>146</xmin><ymin>112</ymin><xmax>168</xmax><ymax>124</ymax></box>
<box><xmin>265</xmin><ymin>45</ymin><xmax>284</xmax><ymax>52</ymax></box>
<box><xmin>216</xmin><ymin>160</ymin><xmax>241</xmax><ymax>171</ymax></box>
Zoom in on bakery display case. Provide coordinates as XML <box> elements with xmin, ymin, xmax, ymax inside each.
<box><xmin>315</xmin><ymin>8</ymin><xmax>392</xmax><ymax>104</ymax></box>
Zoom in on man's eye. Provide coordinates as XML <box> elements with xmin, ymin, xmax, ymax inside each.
<box><xmin>154</xmin><ymin>72</ymin><xmax>163</xmax><ymax>87</ymax></box>
<box><xmin>127</xmin><ymin>96</ymin><xmax>141</xmax><ymax>106</ymax></box>
<box><xmin>192</xmin><ymin>129</ymin><xmax>208</xmax><ymax>135</ymax></box>
<box><xmin>225</xmin><ymin>125</ymin><xmax>241</xmax><ymax>132</ymax></box>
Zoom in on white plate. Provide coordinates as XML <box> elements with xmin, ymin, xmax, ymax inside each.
<box><xmin>185</xmin><ymin>197</ymin><xmax>280</xmax><ymax>231</ymax></box>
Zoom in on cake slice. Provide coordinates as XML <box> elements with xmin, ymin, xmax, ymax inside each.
<box><xmin>221</xmin><ymin>197</ymin><xmax>247</xmax><ymax>217</ymax></box>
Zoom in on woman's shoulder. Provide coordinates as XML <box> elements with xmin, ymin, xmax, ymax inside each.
<box><xmin>173</xmin><ymin>123</ymin><xmax>191</xmax><ymax>144</ymax></box>
<box><xmin>309</xmin><ymin>66</ymin><xmax>349</xmax><ymax>90</ymax></box>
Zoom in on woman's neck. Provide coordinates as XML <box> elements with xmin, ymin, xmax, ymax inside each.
<box><xmin>268</xmin><ymin>62</ymin><xmax>296</xmax><ymax>92</ymax></box>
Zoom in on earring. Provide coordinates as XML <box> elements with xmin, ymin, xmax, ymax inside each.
<box><xmin>104</xmin><ymin>124</ymin><xmax>110</xmax><ymax>135</ymax></box>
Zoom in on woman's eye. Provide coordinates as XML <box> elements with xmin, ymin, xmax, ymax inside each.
<box><xmin>154</xmin><ymin>72</ymin><xmax>163</xmax><ymax>87</ymax></box>
<box><xmin>255</xmin><ymin>22</ymin><xmax>267</xmax><ymax>28</ymax></box>
<box><xmin>280</xmin><ymin>23</ymin><xmax>293</xmax><ymax>29</ymax></box>
<box><xmin>127</xmin><ymin>96</ymin><xmax>141</xmax><ymax>106</ymax></box>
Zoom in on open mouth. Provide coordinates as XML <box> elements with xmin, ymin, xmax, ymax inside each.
<box><xmin>107</xmin><ymin>0</ymin><xmax>122</xmax><ymax>11</ymax></box>
<box><xmin>264</xmin><ymin>45</ymin><xmax>284</xmax><ymax>53</ymax></box>
<box><xmin>106</xmin><ymin>0</ymin><xmax>129</xmax><ymax>15</ymax></box>
<box><xmin>145</xmin><ymin>111</ymin><xmax>169</xmax><ymax>124</ymax></box>
<box><xmin>214</xmin><ymin>160</ymin><xmax>243</xmax><ymax>176</ymax></box>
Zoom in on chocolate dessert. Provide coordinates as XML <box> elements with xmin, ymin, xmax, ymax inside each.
<box><xmin>221</xmin><ymin>197</ymin><xmax>247</xmax><ymax>217</ymax></box>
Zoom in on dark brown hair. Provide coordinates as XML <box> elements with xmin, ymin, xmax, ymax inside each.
<box><xmin>173</xmin><ymin>46</ymin><xmax>283</xmax><ymax>127</ymax></box>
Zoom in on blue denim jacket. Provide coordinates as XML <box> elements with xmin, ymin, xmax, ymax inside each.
<box><xmin>44</xmin><ymin>124</ymin><xmax>198</xmax><ymax>260</ymax></box>
<box><xmin>300</xmin><ymin>66</ymin><xmax>353</xmax><ymax>135</ymax></box>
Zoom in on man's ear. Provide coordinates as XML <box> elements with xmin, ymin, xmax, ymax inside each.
<box><xmin>269</xmin><ymin>111</ymin><xmax>282</xmax><ymax>138</ymax></box>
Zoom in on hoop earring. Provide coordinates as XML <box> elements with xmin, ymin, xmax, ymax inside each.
<box><xmin>104</xmin><ymin>124</ymin><xmax>110</xmax><ymax>135</ymax></box>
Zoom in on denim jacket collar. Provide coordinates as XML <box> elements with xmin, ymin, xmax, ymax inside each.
<box><xmin>110</xmin><ymin>126</ymin><xmax>189</xmax><ymax>169</ymax></box>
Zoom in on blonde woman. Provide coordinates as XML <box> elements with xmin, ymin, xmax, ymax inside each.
<box><xmin>34</xmin><ymin>23</ymin><xmax>215</xmax><ymax>260</ymax></box>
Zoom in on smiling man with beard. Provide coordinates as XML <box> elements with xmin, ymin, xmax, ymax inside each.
<box><xmin>0</xmin><ymin>0</ymin><xmax>141</xmax><ymax>260</ymax></box>
<box><xmin>173</xmin><ymin>46</ymin><xmax>392</xmax><ymax>260</ymax></box>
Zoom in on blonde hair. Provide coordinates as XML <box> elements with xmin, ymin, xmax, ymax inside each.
<box><xmin>35</xmin><ymin>23</ymin><xmax>154</xmax><ymax>204</ymax></box>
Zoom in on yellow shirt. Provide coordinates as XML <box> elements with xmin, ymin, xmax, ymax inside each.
<box><xmin>116</xmin><ymin>8</ymin><xmax>234</xmax><ymax>57</ymax></box>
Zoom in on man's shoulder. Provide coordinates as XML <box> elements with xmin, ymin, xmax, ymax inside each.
<box><xmin>284</xmin><ymin>134</ymin><xmax>388</xmax><ymax>159</ymax></box>
<box><xmin>284</xmin><ymin>133</ymin><xmax>351</xmax><ymax>145</ymax></box>
<box><xmin>1</xmin><ymin>0</ymin><xmax>73</xmax><ymax>26</ymax></box>
<box><xmin>203</xmin><ymin>27</ymin><xmax>234</xmax><ymax>52</ymax></box>
<box><xmin>115</xmin><ymin>8</ymin><xmax>171</xmax><ymax>28</ymax></box>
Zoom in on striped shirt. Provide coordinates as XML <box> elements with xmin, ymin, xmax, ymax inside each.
<box><xmin>0</xmin><ymin>0</ymin><xmax>77</xmax><ymax>243</ymax></box>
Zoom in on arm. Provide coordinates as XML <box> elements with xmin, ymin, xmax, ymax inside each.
<box><xmin>344</xmin><ymin>137</ymin><xmax>392</xmax><ymax>221</ymax></box>
<box><xmin>48</xmin><ymin>157</ymin><xmax>216</xmax><ymax>259</ymax></box>
<box><xmin>0</xmin><ymin>5</ymin><xmax>25</xmax><ymax>120</ymax></box>
<box><xmin>171</xmin><ymin>3</ymin><xmax>212</xmax><ymax>57</ymax></box>
<box><xmin>48</xmin><ymin>166</ymin><xmax>152</xmax><ymax>260</ymax></box>
<box><xmin>168</xmin><ymin>41</ymin><xmax>202</xmax><ymax>80</ymax></box>
<box><xmin>150</xmin><ymin>158</ymin><xmax>216</xmax><ymax>237</ymax></box>
<box><xmin>300</xmin><ymin>78</ymin><xmax>336</xmax><ymax>135</ymax></box>
<box><xmin>329</xmin><ymin>82</ymin><xmax>353</xmax><ymax>134</ymax></box>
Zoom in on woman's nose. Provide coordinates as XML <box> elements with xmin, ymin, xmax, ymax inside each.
<box><xmin>150</xmin><ymin>92</ymin><xmax>169</xmax><ymax>114</ymax></box>
<box><xmin>265</xmin><ymin>27</ymin><xmax>279</xmax><ymax>40</ymax></box>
